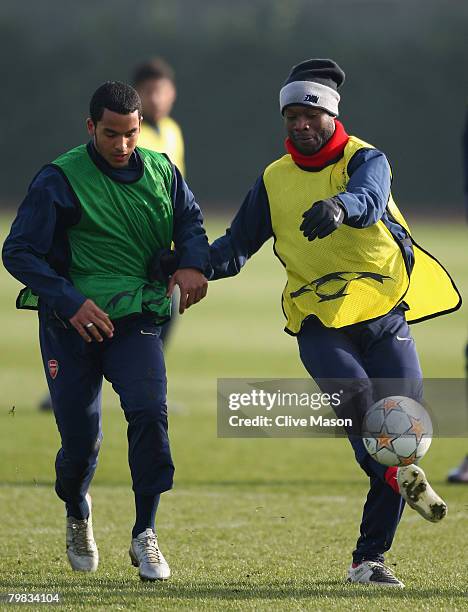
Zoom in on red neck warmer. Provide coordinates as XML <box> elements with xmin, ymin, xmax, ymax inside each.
<box><xmin>285</xmin><ymin>120</ymin><xmax>349</xmax><ymax>168</ymax></box>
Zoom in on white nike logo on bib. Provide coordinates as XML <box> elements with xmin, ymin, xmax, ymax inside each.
<box><xmin>141</xmin><ymin>330</ymin><xmax>158</xmax><ymax>336</ymax></box>
<box><xmin>396</xmin><ymin>336</ymin><xmax>412</xmax><ymax>341</ymax></box>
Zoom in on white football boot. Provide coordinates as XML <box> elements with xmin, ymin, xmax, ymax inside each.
<box><xmin>397</xmin><ymin>464</ymin><xmax>447</xmax><ymax>522</ymax></box>
<box><xmin>66</xmin><ymin>493</ymin><xmax>99</xmax><ymax>571</ymax></box>
<box><xmin>129</xmin><ymin>528</ymin><xmax>171</xmax><ymax>581</ymax></box>
<box><xmin>347</xmin><ymin>561</ymin><xmax>404</xmax><ymax>587</ymax></box>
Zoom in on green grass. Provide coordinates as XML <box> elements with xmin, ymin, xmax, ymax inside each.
<box><xmin>0</xmin><ymin>213</ymin><xmax>467</xmax><ymax>610</ymax></box>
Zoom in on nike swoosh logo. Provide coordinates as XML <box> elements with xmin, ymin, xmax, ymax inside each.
<box><xmin>140</xmin><ymin>330</ymin><xmax>158</xmax><ymax>336</ymax></box>
<box><xmin>396</xmin><ymin>336</ymin><xmax>412</xmax><ymax>341</ymax></box>
<box><xmin>333</xmin><ymin>212</ymin><xmax>342</xmax><ymax>223</ymax></box>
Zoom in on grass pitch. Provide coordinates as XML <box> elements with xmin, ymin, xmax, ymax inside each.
<box><xmin>0</xmin><ymin>214</ymin><xmax>467</xmax><ymax>610</ymax></box>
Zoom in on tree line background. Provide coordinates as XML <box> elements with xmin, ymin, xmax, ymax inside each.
<box><xmin>1</xmin><ymin>0</ymin><xmax>467</xmax><ymax>212</ymax></box>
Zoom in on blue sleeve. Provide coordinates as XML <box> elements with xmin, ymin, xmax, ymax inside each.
<box><xmin>2</xmin><ymin>166</ymin><xmax>87</xmax><ymax>318</ymax></box>
<box><xmin>171</xmin><ymin>164</ymin><xmax>211</xmax><ymax>276</ymax></box>
<box><xmin>336</xmin><ymin>148</ymin><xmax>391</xmax><ymax>228</ymax></box>
<box><xmin>210</xmin><ymin>175</ymin><xmax>273</xmax><ymax>279</ymax></box>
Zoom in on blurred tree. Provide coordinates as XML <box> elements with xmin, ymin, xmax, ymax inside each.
<box><xmin>1</xmin><ymin>0</ymin><xmax>467</xmax><ymax>211</ymax></box>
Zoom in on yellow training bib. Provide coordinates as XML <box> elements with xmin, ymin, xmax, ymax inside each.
<box><xmin>264</xmin><ymin>136</ymin><xmax>460</xmax><ymax>334</ymax></box>
<box><xmin>138</xmin><ymin>118</ymin><xmax>185</xmax><ymax>177</ymax></box>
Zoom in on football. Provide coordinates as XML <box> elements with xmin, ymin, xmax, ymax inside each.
<box><xmin>362</xmin><ymin>396</ymin><xmax>433</xmax><ymax>467</ymax></box>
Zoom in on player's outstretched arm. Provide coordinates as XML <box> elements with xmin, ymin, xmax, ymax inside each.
<box><xmin>166</xmin><ymin>268</ymin><xmax>208</xmax><ymax>314</ymax></box>
<box><xmin>210</xmin><ymin>175</ymin><xmax>273</xmax><ymax>280</ymax></box>
<box><xmin>165</xmin><ymin>164</ymin><xmax>210</xmax><ymax>313</ymax></box>
<box><xmin>333</xmin><ymin>148</ymin><xmax>391</xmax><ymax>228</ymax></box>
<box><xmin>171</xmin><ymin>164</ymin><xmax>211</xmax><ymax>278</ymax></box>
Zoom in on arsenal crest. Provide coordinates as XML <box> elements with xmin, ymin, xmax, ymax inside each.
<box><xmin>48</xmin><ymin>359</ymin><xmax>59</xmax><ymax>379</ymax></box>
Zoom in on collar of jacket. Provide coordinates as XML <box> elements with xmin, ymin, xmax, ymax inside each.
<box><xmin>87</xmin><ymin>141</ymin><xmax>143</xmax><ymax>183</ymax></box>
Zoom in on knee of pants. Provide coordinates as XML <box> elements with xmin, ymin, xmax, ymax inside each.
<box><xmin>127</xmin><ymin>409</ymin><xmax>171</xmax><ymax>456</ymax></box>
<box><xmin>125</xmin><ymin>400</ymin><xmax>168</xmax><ymax>424</ymax></box>
<box><xmin>120</xmin><ymin>374</ymin><xmax>167</xmax><ymax>415</ymax></box>
<box><xmin>126</xmin><ymin>408</ymin><xmax>170</xmax><ymax>447</ymax></box>
<box><xmin>60</xmin><ymin>433</ymin><xmax>102</xmax><ymax>465</ymax></box>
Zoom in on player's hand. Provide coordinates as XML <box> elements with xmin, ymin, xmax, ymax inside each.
<box><xmin>69</xmin><ymin>299</ymin><xmax>114</xmax><ymax>343</ymax></box>
<box><xmin>300</xmin><ymin>198</ymin><xmax>345</xmax><ymax>241</ymax></box>
<box><xmin>166</xmin><ymin>268</ymin><xmax>208</xmax><ymax>314</ymax></box>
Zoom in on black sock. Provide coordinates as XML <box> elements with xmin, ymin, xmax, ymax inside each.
<box><xmin>132</xmin><ymin>493</ymin><xmax>160</xmax><ymax>539</ymax></box>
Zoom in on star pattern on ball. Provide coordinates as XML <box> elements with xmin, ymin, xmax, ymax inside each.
<box><xmin>408</xmin><ymin>415</ymin><xmax>425</xmax><ymax>444</ymax></box>
<box><xmin>382</xmin><ymin>398</ymin><xmax>401</xmax><ymax>412</ymax></box>
<box><xmin>375</xmin><ymin>424</ymin><xmax>398</xmax><ymax>452</ymax></box>
<box><xmin>399</xmin><ymin>451</ymin><xmax>418</xmax><ymax>466</ymax></box>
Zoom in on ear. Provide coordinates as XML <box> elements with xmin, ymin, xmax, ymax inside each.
<box><xmin>86</xmin><ymin>118</ymin><xmax>95</xmax><ymax>137</ymax></box>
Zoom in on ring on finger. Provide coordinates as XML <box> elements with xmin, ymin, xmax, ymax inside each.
<box><xmin>85</xmin><ymin>322</ymin><xmax>94</xmax><ymax>329</ymax></box>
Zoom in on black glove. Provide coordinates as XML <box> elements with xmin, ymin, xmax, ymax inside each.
<box><xmin>300</xmin><ymin>197</ymin><xmax>345</xmax><ymax>241</ymax></box>
<box><xmin>147</xmin><ymin>248</ymin><xmax>180</xmax><ymax>283</ymax></box>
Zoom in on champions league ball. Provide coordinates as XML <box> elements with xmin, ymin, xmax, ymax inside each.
<box><xmin>362</xmin><ymin>396</ymin><xmax>432</xmax><ymax>467</ymax></box>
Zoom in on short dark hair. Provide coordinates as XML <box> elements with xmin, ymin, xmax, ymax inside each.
<box><xmin>132</xmin><ymin>58</ymin><xmax>175</xmax><ymax>88</ymax></box>
<box><xmin>89</xmin><ymin>81</ymin><xmax>142</xmax><ymax>124</ymax></box>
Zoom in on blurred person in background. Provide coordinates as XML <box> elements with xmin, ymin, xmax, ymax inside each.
<box><xmin>133</xmin><ymin>57</ymin><xmax>185</xmax><ymax>177</ymax></box>
<box><xmin>133</xmin><ymin>57</ymin><xmax>186</xmax><ymax>350</ymax></box>
<box><xmin>209</xmin><ymin>58</ymin><xmax>461</xmax><ymax>587</ymax></box>
<box><xmin>38</xmin><ymin>57</ymin><xmax>185</xmax><ymax>412</ymax></box>
<box><xmin>447</xmin><ymin>106</ymin><xmax>468</xmax><ymax>483</ymax></box>
<box><xmin>2</xmin><ymin>81</ymin><xmax>209</xmax><ymax>580</ymax></box>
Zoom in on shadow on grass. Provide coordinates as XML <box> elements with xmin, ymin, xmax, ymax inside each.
<box><xmin>0</xmin><ymin>577</ymin><xmax>465</xmax><ymax>603</ymax></box>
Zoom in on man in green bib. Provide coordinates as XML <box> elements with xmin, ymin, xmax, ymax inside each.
<box><xmin>2</xmin><ymin>81</ymin><xmax>209</xmax><ymax>580</ymax></box>
<box><xmin>210</xmin><ymin>59</ymin><xmax>461</xmax><ymax>587</ymax></box>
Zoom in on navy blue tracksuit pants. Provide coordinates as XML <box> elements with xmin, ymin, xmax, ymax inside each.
<box><xmin>297</xmin><ymin>305</ymin><xmax>422</xmax><ymax>564</ymax></box>
<box><xmin>39</xmin><ymin>312</ymin><xmax>174</xmax><ymax>517</ymax></box>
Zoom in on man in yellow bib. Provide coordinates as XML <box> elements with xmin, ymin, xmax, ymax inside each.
<box><xmin>210</xmin><ymin>59</ymin><xmax>461</xmax><ymax>587</ymax></box>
